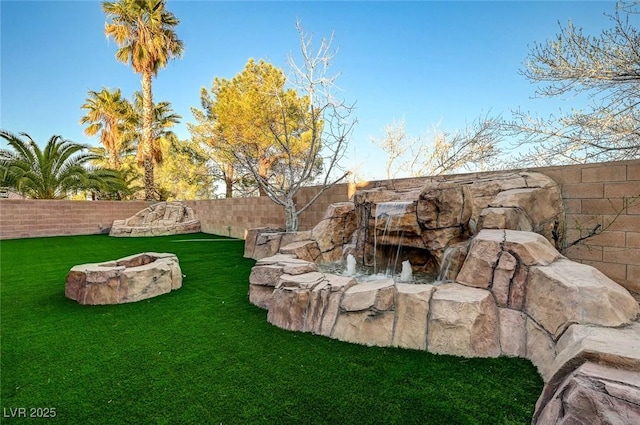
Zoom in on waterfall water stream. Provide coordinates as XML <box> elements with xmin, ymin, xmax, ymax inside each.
<box><xmin>373</xmin><ymin>201</ymin><xmax>413</xmax><ymax>276</ymax></box>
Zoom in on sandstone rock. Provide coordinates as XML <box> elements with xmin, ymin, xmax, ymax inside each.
<box><xmin>418</xmin><ymin>182</ymin><xmax>470</xmax><ymax>229</ymax></box>
<box><xmin>438</xmin><ymin>242</ymin><xmax>469</xmax><ymax>282</ymax></box>
<box><xmin>498</xmin><ymin>308</ymin><xmax>527</xmax><ymax>357</ymax></box>
<box><xmin>549</xmin><ymin>323</ymin><xmax>640</xmax><ymax>387</ymax></box>
<box><xmin>311</xmin><ymin>202</ymin><xmax>357</xmax><ymax>254</ymax></box>
<box><xmin>253</xmin><ymin>232</ymin><xmax>285</xmax><ymax>260</ymax></box>
<box><xmin>533</xmin><ymin>362</ymin><xmax>640</xmax><ymax>425</ymax></box>
<box><xmin>331</xmin><ymin>310</ymin><xmax>396</xmax><ymax>347</ymax></box>
<box><xmin>316</xmin><ymin>247</ymin><xmax>345</xmax><ymax>264</ymax></box>
<box><xmin>279</xmin><ymin>240</ymin><xmax>321</xmax><ymax>262</ymax></box>
<box><xmin>477</xmin><ymin>207</ymin><xmax>532</xmax><ymax>232</ymax></box>
<box><xmin>65</xmin><ymin>253</ymin><xmax>181</xmax><ymax>305</ymax></box>
<box><xmin>374</xmin><ymin>202</ymin><xmax>421</xmax><ymax>235</ymax></box>
<box><xmin>427</xmin><ymin>283</ymin><xmax>500</xmax><ymax>357</ymax></box>
<box><xmin>304</xmin><ymin>274</ymin><xmax>356</xmax><ymax>336</ymax></box>
<box><xmin>282</xmin><ymin>260</ymin><xmax>318</xmax><ymax>275</ymax></box>
<box><xmin>490</xmin><ymin>186</ymin><xmax>563</xmax><ymax>243</ymax></box>
<box><xmin>420</xmin><ymin>227</ymin><xmax>466</xmax><ymax>254</ymax></box>
<box><xmin>455</xmin><ymin>231</ymin><xmax>502</xmax><ymax>289</ymax></box>
<box><xmin>533</xmin><ymin>325</ymin><xmax>640</xmax><ymax>423</ymax></box>
<box><xmin>392</xmin><ymin>284</ymin><xmax>435</xmax><ymax>350</ymax></box>
<box><xmin>248</xmin><ymin>285</ymin><xmax>275</xmax><ymax>309</ymax></box>
<box><xmin>340</xmin><ymin>279</ymin><xmax>395</xmax><ymax>312</ymax></box>
<box><xmin>249</xmin><ymin>265</ymin><xmax>284</xmax><ymax>286</ymax></box>
<box><xmin>278</xmin><ymin>272</ymin><xmax>325</xmax><ymax>289</ymax></box>
<box><xmin>267</xmin><ymin>287</ymin><xmax>311</xmax><ymax>331</ymax></box>
<box><xmin>491</xmin><ymin>252</ymin><xmax>517</xmax><ymax>307</ymax></box>
<box><xmin>526</xmin><ymin>317</ymin><xmax>557</xmax><ymax>380</ymax></box>
<box><xmin>255</xmin><ymin>253</ymin><xmax>297</xmax><ymax>265</ymax></box>
<box><xmin>353</xmin><ymin>187</ymin><xmax>402</xmax><ymax>206</ymax></box>
<box><xmin>110</xmin><ymin>202</ymin><xmax>200</xmax><ymax>237</ymax></box>
<box><xmin>507</xmin><ymin>264</ymin><xmax>528</xmax><ymax>310</ymax></box>
<box><xmin>525</xmin><ymin>259</ymin><xmax>640</xmax><ymax>339</ymax></box>
<box><xmin>466</xmin><ymin>174</ymin><xmax>527</xmax><ymax>223</ymax></box>
<box><xmin>456</xmin><ymin>229</ymin><xmax>562</xmax><ymax>289</ymax></box>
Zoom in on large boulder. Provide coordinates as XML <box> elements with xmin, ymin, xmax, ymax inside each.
<box><xmin>525</xmin><ymin>259</ymin><xmax>640</xmax><ymax>339</ymax></box>
<box><xmin>304</xmin><ymin>274</ymin><xmax>356</xmax><ymax>336</ymax></box>
<box><xmin>392</xmin><ymin>283</ymin><xmax>435</xmax><ymax>350</ymax></box>
<box><xmin>427</xmin><ymin>283</ymin><xmax>500</xmax><ymax>357</ymax></box>
<box><xmin>311</xmin><ymin>202</ymin><xmax>357</xmax><ymax>262</ymax></box>
<box><xmin>533</xmin><ymin>362</ymin><xmax>640</xmax><ymax>425</ymax></box>
<box><xmin>331</xmin><ymin>279</ymin><xmax>397</xmax><ymax>347</ymax></box>
<box><xmin>533</xmin><ymin>323</ymin><xmax>640</xmax><ymax>425</ymax></box>
<box><xmin>248</xmin><ymin>255</ymin><xmax>318</xmax><ymax>309</ymax></box>
<box><xmin>456</xmin><ymin>229</ymin><xmax>562</xmax><ymax>290</ymax></box>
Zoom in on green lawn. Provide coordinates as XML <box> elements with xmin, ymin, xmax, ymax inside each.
<box><xmin>1</xmin><ymin>233</ymin><xmax>543</xmax><ymax>424</ymax></box>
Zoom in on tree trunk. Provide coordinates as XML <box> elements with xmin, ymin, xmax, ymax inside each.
<box><xmin>143</xmin><ymin>156</ymin><xmax>155</xmax><ymax>200</ymax></box>
<box><xmin>224</xmin><ymin>162</ymin><xmax>233</xmax><ymax>198</ymax></box>
<box><xmin>284</xmin><ymin>195</ymin><xmax>298</xmax><ymax>232</ymax></box>
<box><xmin>142</xmin><ymin>71</ymin><xmax>155</xmax><ymax>200</ymax></box>
<box><xmin>257</xmin><ymin>158</ymin><xmax>269</xmax><ymax>197</ymax></box>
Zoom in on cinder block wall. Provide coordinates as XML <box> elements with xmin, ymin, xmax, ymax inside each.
<box><xmin>538</xmin><ymin>160</ymin><xmax>640</xmax><ymax>292</ymax></box>
<box><xmin>1</xmin><ymin>160</ymin><xmax>638</xmax><ymax>289</ymax></box>
<box><xmin>0</xmin><ymin>200</ymin><xmax>150</xmax><ymax>239</ymax></box>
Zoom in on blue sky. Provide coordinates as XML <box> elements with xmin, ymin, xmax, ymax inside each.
<box><xmin>1</xmin><ymin>1</ymin><xmax>617</xmax><ymax>179</ymax></box>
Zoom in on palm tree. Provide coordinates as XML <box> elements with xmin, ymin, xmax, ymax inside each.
<box><xmin>80</xmin><ymin>87</ymin><xmax>132</xmax><ymax>169</ymax></box>
<box><xmin>0</xmin><ymin>130</ymin><xmax>125</xmax><ymax>199</ymax></box>
<box><xmin>130</xmin><ymin>91</ymin><xmax>181</xmax><ymax>169</ymax></box>
<box><xmin>102</xmin><ymin>0</ymin><xmax>184</xmax><ymax>200</ymax></box>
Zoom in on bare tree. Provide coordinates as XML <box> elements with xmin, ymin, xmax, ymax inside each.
<box><xmin>233</xmin><ymin>21</ymin><xmax>357</xmax><ymax>231</ymax></box>
<box><xmin>372</xmin><ymin>115</ymin><xmax>503</xmax><ymax>178</ymax></box>
<box><xmin>506</xmin><ymin>1</ymin><xmax>640</xmax><ymax>165</ymax></box>
<box><xmin>371</xmin><ymin>119</ymin><xmax>411</xmax><ymax>180</ymax></box>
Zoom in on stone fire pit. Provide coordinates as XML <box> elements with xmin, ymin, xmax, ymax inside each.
<box><xmin>65</xmin><ymin>252</ymin><xmax>182</xmax><ymax>305</ymax></box>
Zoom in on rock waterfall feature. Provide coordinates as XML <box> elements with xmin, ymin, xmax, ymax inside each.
<box><xmin>244</xmin><ymin>171</ymin><xmax>640</xmax><ymax>425</ymax></box>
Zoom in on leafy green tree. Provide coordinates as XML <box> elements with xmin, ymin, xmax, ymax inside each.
<box><xmin>191</xmin><ymin>22</ymin><xmax>356</xmax><ymax>233</ymax></box>
<box><xmin>507</xmin><ymin>1</ymin><xmax>640</xmax><ymax>165</ymax></box>
<box><xmin>189</xmin><ymin>88</ymin><xmax>246</xmax><ymax>198</ymax></box>
<box><xmin>103</xmin><ymin>0</ymin><xmax>184</xmax><ymax>199</ymax></box>
<box><xmin>0</xmin><ymin>130</ymin><xmax>125</xmax><ymax>199</ymax></box>
<box><xmin>191</xmin><ymin>59</ymin><xmax>306</xmax><ymax>198</ymax></box>
<box><xmin>154</xmin><ymin>138</ymin><xmax>215</xmax><ymax>200</ymax></box>
<box><xmin>80</xmin><ymin>87</ymin><xmax>132</xmax><ymax>169</ymax></box>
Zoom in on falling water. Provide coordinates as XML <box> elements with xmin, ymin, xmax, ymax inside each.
<box><xmin>438</xmin><ymin>246</ymin><xmax>455</xmax><ymax>282</ymax></box>
<box><xmin>373</xmin><ymin>201</ymin><xmax>412</xmax><ymax>277</ymax></box>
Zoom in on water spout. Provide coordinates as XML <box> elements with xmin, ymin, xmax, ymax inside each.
<box><xmin>399</xmin><ymin>260</ymin><xmax>413</xmax><ymax>282</ymax></box>
<box><xmin>345</xmin><ymin>254</ymin><xmax>357</xmax><ymax>276</ymax></box>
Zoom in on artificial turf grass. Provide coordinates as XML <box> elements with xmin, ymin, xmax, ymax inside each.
<box><xmin>1</xmin><ymin>233</ymin><xmax>543</xmax><ymax>425</ymax></box>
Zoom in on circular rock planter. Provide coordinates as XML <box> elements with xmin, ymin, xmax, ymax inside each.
<box><xmin>65</xmin><ymin>252</ymin><xmax>182</xmax><ymax>305</ymax></box>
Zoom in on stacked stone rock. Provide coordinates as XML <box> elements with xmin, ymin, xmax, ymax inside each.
<box><xmin>245</xmin><ymin>171</ymin><xmax>640</xmax><ymax>425</ymax></box>
<box><xmin>109</xmin><ymin>201</ymin><xmax>200</xmax><ymax>237</ymax></box>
